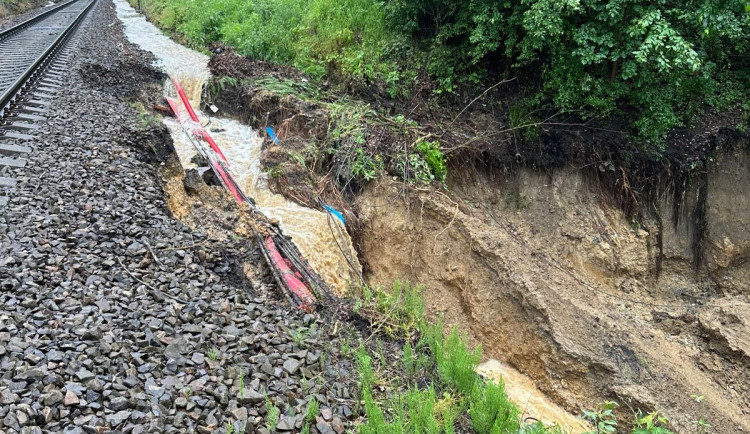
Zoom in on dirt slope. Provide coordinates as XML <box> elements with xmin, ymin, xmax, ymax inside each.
<box><xmin>356</xmin><ymin>155</ymin><xmax>750</xmax><ymax>432</ymax></box>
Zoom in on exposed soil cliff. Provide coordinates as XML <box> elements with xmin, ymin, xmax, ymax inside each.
<box><xmin>356</xmin><ymin>151</ymin><xmax>750</xmax><ymax>432</ymax></box>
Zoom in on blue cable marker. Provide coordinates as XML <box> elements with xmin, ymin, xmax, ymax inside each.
<box><xmin>266</xmin><ymin>127</ymin><xmax>280</xmax><ymax>143</ymax></box>
<box><xmin>323</xmin><ymin>204</ymin><xmax>345</xmax><ymax>225</ymax></box>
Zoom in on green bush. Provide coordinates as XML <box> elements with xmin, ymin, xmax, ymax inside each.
<box><xmin>469</xmin><ymin>380</ymin><xmax>520</xmax><ymax>434</ymax></box>
<box><xmin>424</xmin><ymin>322</ymin><xmax>482</xmax><ymax>395</ymax></box>
<box><xmin>391</xmin><ymin>0</ymin><xmax>750</xmax><ymax>144</ymax></box>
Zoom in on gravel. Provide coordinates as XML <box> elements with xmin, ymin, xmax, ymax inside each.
<box><xmin>0</xmin><ymin>1</ymin><xmax>361</xmax><ymax>433</ymax></box>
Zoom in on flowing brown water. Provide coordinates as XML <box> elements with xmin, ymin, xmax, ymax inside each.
<box><xmin>114</xmin><ymin>0</ymin><xmax>362</xmax><ymax>293</ymax></box>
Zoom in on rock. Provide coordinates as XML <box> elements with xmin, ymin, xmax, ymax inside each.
<box><xmin>282</xmin><ymin>359</ymin><xmax>301</xmax><ymax>375</ymax></box>
<box><xmin>276</xmin><ymin>416</ymin><xmax>296</xmax><ymax>431</ymax></box>
<box><xmin>231</xmin><ymin>407</ymin><xmax>248</xmax><ymax>421</ymax></box>
<box><xmin>331</xmin><ymin>417</ymin><xmax>345</xmax><ymax>434</ymax></box>
<box><xmin>108</xmin><ymin>396</ymin><xmax>130</xmax><ymax>411</ymax></box>
<box><xmin>64</xmin><ymin>390</ymin><xmax>80</xmax><ymax>406</ymax></box>
<box><xmin>43</xmin><ymin>390</ymin><xmax>64</xmax><ymax>406</ymax></box>
<box><xmin>316</xmin><ymin>417</ymin><xmax>337</xmax><ymax>434</ymax></box>
<box><xmin>321</xmin><ymin>407</ymin><xmax>332</xmax><ymax>421</ymax></box>
<box><xmin>75</xmin><ymin>369</ymin><xmax>95</xmax><ymax>382</ymax></box>
<box><xmin>165</xmin><ymin>341</ymin><xmax>187</xmax><ymax>360</ymax></box>
<box><xmin>237</xmin><ymin>388</ymin><xmax>264</xmax><ymax>404</ymax></box>
<box><xmin>107</xmin><ymin>410</ymin><xmax>132</xmax><ymax>426</ymax></box>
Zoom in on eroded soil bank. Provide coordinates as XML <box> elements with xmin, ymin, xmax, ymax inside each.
<box><xmin>199</xmin><ymin>54</ymin><xmax>750</xmax><ymax>432</ymax></box>
<box><xmin>356</xmin><ymin>156</ymin><xmax>750</xmax><ymax>432</ymax></box>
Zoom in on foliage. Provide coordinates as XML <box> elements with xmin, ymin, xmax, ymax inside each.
<box><xmin>423</xmin><ymin>322</ymin><xmax>482</xmax><ymax>395</ymax></box>
<box><xmin>390</xmin><ymin>0</ymin><xmax>750</xmax><ymax>144</ymax></box>
<box><xmin>139</xmin><ymin>0</ymin><xmax>410</xmax><ymax>85</ymax></box>
<box><xmin>469</xmin><ymin>380</ymin><xmax>520</xmax><ymax>433</ymax></box>
<box><xmin>302</xmin><ymin>398</ymin><xmax>320</xmax><ymax>434</ymax></box>
<box><xmin>415</xmin><ymin>140</ymin><xmax>447</xmax><ymax>183</ymax></box>
<box><xmin>632</xmin><ymin>411</ymin><xmax>675</xmax><ymax>434</ymax></box>
<box><xmin>265</xmin><ymin>397</ymin><xmax>280</xmax><ymax>431</ymax></box>
<box><xmin>582</xmin><ymin>401</ymin><xmax>619</xmax><ymax>434</ymax></box>
<box><xmin>355</xmin><ymin>282</ymin><xmax>532</xmax><ymax>434</ymax></box>
<box><xmin>357</xmin><ymin>281</ymin><xmax>426</xmax><ymax>338</ymax></box>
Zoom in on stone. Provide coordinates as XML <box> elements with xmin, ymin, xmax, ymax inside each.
<box><xmin>108</xmin><ymin>396</ymin><xmax>130</xmax><ymax>411</ymax></box>
<box><xmin>64</xmin><ymin>390</ymin><xmax>80</xmax><ymax>406</ymax></box>
<box><xmin>282</xmin><ymin>359</ymin><xmax>301</xmax><ymax>375</ymax></box>
<box><xmin>107</xmin><ymin>410</ymin><xmax>131</xmax><ymax>426</ymax></box>
<box><xmin>231</xmin><ymin>407</ymin><xmax>248</xmax><ymax>421</ymax></box>
<box><xmin>43</xmin><ymin>390</ymin><xmax>64</xmax><ymax>406</ymax></box>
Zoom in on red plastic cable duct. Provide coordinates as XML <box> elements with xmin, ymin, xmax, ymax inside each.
<box><xmin>171</xmin><ymin>77</ymin><xmax>229</xmax><ymax>164</ymax></box>
<box><xmin>265</xmin><ymin>236</ymin><xmax>315</xmax><ymax>311</ymax></box>
<box><xmin>166</xmin><ymin>96</ymin><xmax>245</xmax><ymax>203</ymax></box>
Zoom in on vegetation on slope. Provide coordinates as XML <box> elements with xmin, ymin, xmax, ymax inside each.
<box><xmin>353</xmin><ymin>282</ymin><xmax>682</xmax><ymax>433</ymax></box>
<box><xmin>134</xmin><ymin>0</ymin><xmax>747</xmax><ymax>146</ymax></box>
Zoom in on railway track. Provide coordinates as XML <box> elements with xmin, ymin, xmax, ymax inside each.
<box><xmin>0</xmin><ymin>0</ymin><xmax>96</xmax><ymax>207</ymax></box>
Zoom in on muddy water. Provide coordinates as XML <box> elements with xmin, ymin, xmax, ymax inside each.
<box><xmin>114</xmin><ymin>0</ymin><xmax>362</xmax><ymax>293</ymax></box>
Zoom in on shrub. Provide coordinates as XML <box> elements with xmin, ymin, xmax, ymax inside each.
<box><xmin>423</xmin><ymin>321</ymin><xmax>482</xmax><ymax>395</ymax></box>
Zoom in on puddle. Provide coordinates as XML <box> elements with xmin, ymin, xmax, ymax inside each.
<box><xmin>113</xmin><ymin>0</ymin><xmax>362</xmax><ymax>294</ymax></box>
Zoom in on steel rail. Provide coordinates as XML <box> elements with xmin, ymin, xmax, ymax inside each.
<box><xmin>0</xmin><ymin>0</ymin><xmax>78</xmax><ymax>41</ymax></box>
<box><xmin>0</xmin><ymin>0</ymin><xmax>95</xmax><ymax>119</ymax></box>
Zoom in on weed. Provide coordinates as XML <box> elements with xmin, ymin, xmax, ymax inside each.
<box><xmin>632</xmin><ymin>411</ymin><xmax>674</xmax><ymax>434</ymax></box>
<box><xmin>340</xmin><ymin>337</ymin><xmax>352</xmax><ymax>357</ymax></box>
<box><xmin>129</xmin><ymin>102</ymin><xmax>161</xmax><ymax>129</ymax></box>
<box><xmin>423</xmin><ymin>322</ymin><xmax>481</xmax><ymax>395</ymax></box>
<box><xmin>356</xmin><ymin>281</ymin><xmax>426</xmax><ymax>338</ymax></box>
<box><xmin>265</xmin><ymin>397</ymin><xmax>280</xmax><ymax>431</ymax></box>
<box><xmin>290</xmin><ymin>325</ymin><xmax>313</xmax><ymax>348</ymax></box>
<box><xmin>691</xmin><ymin>395</ymin><xmax>711</xmax><ymax>434</ymax></box>
<box><xmin>582</xmin><ymin>401</ymin><xmax>619</xmax><ymax>434</ymax></box>
<box><xmin>302</xmin><ymin>398</ymin><xmax>319</xmax><ymax>433</ymax></box>
<box><xmin>225</xmin><ymin>421</ymin><xmax>234</xmax><ymax>434</ymax></box>
<box><xmin>237</xmin><ymin>370</ymin><xmax>244</xmax><ymax>399</ymax></box>
<box><xmin>469</xmin><ymin>379</ymin><xmax>519</xmax><ymax>433</ymax></box>
<box><xmin>207</xmin><ymin>348</ymin><xmax>220</xmax><ymax>361</ymax></box>
<box><xmin>402</xmin><ymin>342</ymin><xmax>415</xmax><ymax>379</ymax></box>
<box><xmin>415</xmin><ymin>140</ymin><xmax>447</xmax><ymax>183</ymax></box>
<box><xmin>183</xmin><ymin>387</ymin><xmax>192</xmax><ymax>397</ymax></box>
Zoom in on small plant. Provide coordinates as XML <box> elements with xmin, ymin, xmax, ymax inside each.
<box><xmin>403</xmin><ymin>342</ymin><xmax>415</xmax><ymax>379</ymax></box>
<box><xmin>691</xmin><ymin>394</ymin><xmax>711</xmax><ymax>434</ymax></box>
<box><xmin>582</xmin><ymin>401</ymin><xmax>619</xmax><ymax>434</ymax></box>
<box><xmin>415</xmin><ymin>140</ymin><xmax>447</xmax><ymax>183</ymax></box>
<box><xmin>183</xmin><ymin>387</ymin><xmax>192</xmax><ymax>397</ymax></box>
<box><xmin>470</xmin><ymin>379</ymin><xmax>519</xmax><ymax>433</ymax></box>
<box><xmin>129</xmin><ymin>102</ymin><xmax>161</xmax><ymax>129</ymax></box>
<box><xmin>225</xmin><ymin>421</ymin><xmax>234</xmax><ymax>434</ymax></box>
<box><xmin>302</xmin><ymin>398</ymin><xmax>319</xmax><ymax>434</ymax></box>
<box><xmin>237</xmin><ymin>370</ymin><xmax>245</xmax><ymax>400</ymax></box>
<box><xmin>340</xmin><ymin>337</ymin><xmax>352</xmax><ymax>357</ymax></box>
<box><xmin>265</xmin><ymin>397</ymin><xmax>280</xmax><ymax>431</ymax></box>
<box><xmin>290</xmin><ymin>326</ymin><xmax>312</xmax><ymax>348</ymax></box>
<box><xmin>423</xmin><ymin>322</ymin><xmax>481</xmax><ymax>395</ymax></box>
<box><xmin>358</xmin><ymin>281</ymin><xmax>426</xmax><ymax>338</ymax></box>
<box><xmin>207</xmin><ymin>348</ymin><xmax>220</xmax><ymax>361</ymax></box>
<box><xmin>632</xmin><ymin>411</ymin><xmax>674</xmax><ymax>434</ymax></box>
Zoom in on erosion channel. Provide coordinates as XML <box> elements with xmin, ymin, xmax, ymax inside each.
<box><xmin>115</xmin><ymin>1</ymin><xmax>749</xmax><ymax>432</ymax></box>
